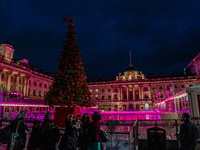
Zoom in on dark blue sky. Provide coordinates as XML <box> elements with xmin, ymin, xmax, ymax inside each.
<box><xmin>1</xmin><ymin>0</ymin><xmax>200</xmax><ymax>80</ymax></box>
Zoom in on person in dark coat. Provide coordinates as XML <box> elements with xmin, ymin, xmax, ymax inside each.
<box><xmin>6</xmin><ymin>110</ymin><xmax>26</xmax><ymax>150</ymax></box>
<box><xmin>180</xmin><ymin>113</ymin><xmax>199</xmax><ymax>150</ymax></box>
<box><xmin>77</xmin><ymin>113</ymin><xmax>90</xmax><ymax>150</ymax></box>
<box><xmin>87</xmin><ymin>112</ymin><xmax>103</xmax><ymax>150</ymax></box>
<box><xmin>59</xmin><ymin>109</ymin><xmax>81</xmax><ymax>150</ymax></box>
<box><xmin>27</xmin><ymin>120</ymin><xmax>40</xmax><ymax>150</ymax></box>
<box><xmin>38</xmin><ymin>111</ymin><xmax>56</xmax><ymax>150</ymax></box>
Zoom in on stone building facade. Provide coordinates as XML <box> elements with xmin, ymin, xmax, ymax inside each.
<box><xmin>0</xmin><ymin>41</ymin><xmax>53</xmax><ymax>100</ymax></box>
<box><xmin>0</xmin><ymin>40</ymin><xmax>198</xmax><ymax>110</ymax></box>
<box><xmin>87</xmin><ymin>67</ymin><xmax>197</xmax><ymax>111</ymax></box>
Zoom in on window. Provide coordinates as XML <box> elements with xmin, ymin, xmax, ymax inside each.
<box><xmin>152</xmin><ymin>87</ymin><xmax>155</xmax><ymax>90</ymax></box>
<box><xmin>96</xmin><ymin>89</ymin><xmax>98</xmax><ymax>92</ymax></box>
<box><xmin>159</xmin><ymin>86</ymin><xmax>162</xmax><ymax>89</ymax></box>
<box><xmin>39</xmin><ymin>90</ymin><xmax>41</xmax><ymax>97</ymax></box>
<box><xmin>28</xmin><ymin>88</ymin><xmax>30</xmax><ymax>95</ymax></box>
<box><xmin>19</xmin><ymin>78</ymin><xmax>21</xmax><ymax>83</ymax></box>
<box><xmin>33</xmin><ymin>89</ymin><xmax>36</xmax><ymax>96</ymax></box>
<box><xmin>34</xmin><ymin>82</ymin><xmax>37</xmax><ymax>86</ymax></box>
<box><xmin>44</xmin><ymin>84</ymin><xmax>47</xmax><ymax>88</ymax></box>
<box><xmin>114</xmin><ymin>89</ymin><xmax>117</xmax><ymax>92</ymax></box>
<box><xmin>25</xmin><ymin>107</ymin><xmax>28</xmax><ymax>111</ymax></box>
<box><xmin>189</xmin><ymin>85</ymin><xmax>192</xmax><ymax>87</ymax></box>
<box><xmin>33</xmin><ymin>107</ymin><xmax>36</xmax><ymax>111</ymax></box>
<box><xmin>39</xmin><ymin>83</ymin><xmax>42</xmax><ymax>87</ymax></box>
<box><xmin>181</xmin><ymin>85</ymin><xmax>185</xmax><ymax>88</ymax></box>
<box><xmin>102</xmin><ymin>89</ymin><xmax>105</xmax><ymax>92</ymax></box>
<box><xmin>19</xmin><ymin>87</ymin><xmax>21</xmax><ymax>91</ymax></box>
<box><xmin>11</xmin><ymin>76</ymin><xmax>13</xmax><ymax>80</ymax></box>
<box><xmin>102</xmin><ymin>96</ymin><xmax>104</xmax><ymax>100</ymax></box>
<box><xmin>96</xmin><ymin>95</ymin><xmax>98</xmax><ymax>100</ymax></box>
<box><xmin>10</xmin><ymin>85</ymin><xmax>12</xmax><ymax>90</ymax></box>
<box><xmin>29</xmin><ymin>107</ymin><xmax>32</xmax><ymax>111</ymax></box>
<box><xmin>130</xmin><ymin>88</ymin><xmax>132</xmax><ymax>91</ymax></box>
<box><xmin>1</xmin><ymin>73</ymin><xmax>4</xmax><ymax>79</ymax></box>
<box><xmin>174</xmin><ymin>85</ymin><xmax>177</xmax><ymax>88</ymax></box>
<box><xmin>108</xmin><ymin>95</ymin><xmax>111</xmax><ymax>100</ymax></box>
<box><xmin>108</xmin><ymin>89</ymin><xmax>111</xmax><ymax>92</ymax></box>
<box><xmin>15</xmin><ymin>107</ymin><xmax>19</xmax><ymax>112</ymax></box>
<box><xmin>90</xmin><ymin>89</ymin><xmax>92</xmax><ymax>92</ymax></box>
<box><xmin>44</xmin><ymin>91</ymin><xmax>47</xmax><ymax>96</ymax></box>
<box><xmin>29</xmin><ymin>80</ymin><xmax>31</xmax><ymax>86</ymax></box>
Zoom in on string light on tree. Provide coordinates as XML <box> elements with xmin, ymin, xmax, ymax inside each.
<box><xmin>45</xmin><ymin>17</ymin><xmax>92</xmax><ymax>107</ymax></box>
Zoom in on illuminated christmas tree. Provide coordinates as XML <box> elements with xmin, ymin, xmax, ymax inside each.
<box><xmin>45</xmin><ymin>17</ymin><xmax>92</xmax><ymax>107</ymax></box>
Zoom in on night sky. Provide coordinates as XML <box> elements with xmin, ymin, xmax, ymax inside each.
<box><xmin>1</xmin><ymin>0</ymin><xmax>200</xmax><ymax>80</ymax></box>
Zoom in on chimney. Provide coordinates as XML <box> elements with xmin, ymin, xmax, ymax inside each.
<box><xmin>102</xmin><ymin>77</ymin><xmax>105</xmax><ymax>81</ymax></box>
<box><xmin>91</xmin><ymin>77</ymin><xmax>95</xmax><ymax>81</ymax></box>
<box><xmin>172</xmin><ymin>71</ymin><xmax>177</xmax><ymax>76</ymax></box>
<box><xmin>147</xmin><ymin>73</ymin><xmax>154</xmax><ymax>78</ymax></box>
<box><xmin>40</xmin><ymin>69</ymin><xmax>44</xmax><ymax>74</ymax></box>
<box><xmin>113</xmin><ymin>76</ymin><xmax>116</xmax><ymax>80</ymax></box>
<box><xmin>96</xmin><ymin>77</ymin><xmax>100</xmax><ymax>81</ymax></box>
<box><xmin>159</xmin><ymin>72</ymin><xmax>163</xmax><ymax>77</ymax></box>
<box><xmin>31</xmin><ymin>66</ymin><xmax>37</xmax><ymax>71</ymax></box>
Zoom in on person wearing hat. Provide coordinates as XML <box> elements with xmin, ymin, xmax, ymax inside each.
<box><xmin>27</xmin><ymin>120</ymin><xmax>41</xmax><ymax>150</ymax></box>
<box><xmin>59</xmin><ymin>109</ymin><xmax>81</xmax><ymax>150</ymax></box>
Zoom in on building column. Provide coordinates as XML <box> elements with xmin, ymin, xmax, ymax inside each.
<box><xmin>15</xmin><ymin>74</ymin><xmax>19</xmax><ymax>91</ymax></box>
<box><xmin>126</xmin><ymin>86</ymin><xmax>129</xmax><ymax>100</ymax></box>
<box><xmin>117</xmin><ymin>87</ymin><xmax>120</xmax><ymax>100</ymax></box>
<box><xmin>23</xmin><ymin>76</ymin><xmax>27</xmax><ymax>97</ymax></box>
<box><xmin>138</xmin><ymin>85</ymin><xmax>141</xmax><ymax>99</ymax></box>
<box><xmin>111</xmin><ymin>87</ymin><xmax>113</xmax><ymax>101</ymax></box>
<box><xmin>174</xmin><ymin>97</ymin><xmax>177</xmax><ymax>113</ymax></box>
<box><xmin>26</xmin><ymin>76</ymin><xmax>30</xmax><ymax>97</ymax></box>
<box><xmin>6</xmin><ymin>71</ymin><xmax>11</xmax><ymax>91</ymax></box>
<box><xmin>148</xmin><ymin>85</ymin><xmax>151</xmax><ymax>100</ymax></box>
<box><xmin>0</xmin><ymin>69</ymin><xmax>3</xmax><ymax>90</ymax></box>
<box><xmin>141</xmin><ymin>85</ymin><xmax>143</xmax><ymax>100</ymax></box>
<box><xmin>120</xmin><ymin>87</ymin><xmax>123</xmax><ymax>100</ymax></box>
<box><xmin>133</xmin><ymin>86</ymin><xmax>135</xmax><ymax>100</ymax></box>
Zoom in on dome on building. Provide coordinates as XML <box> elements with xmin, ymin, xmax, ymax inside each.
<box><xmin>126</xmin><ymin>66</ymin><xmax>137</xmax><ymax>71</ymax></box>
<box><xmin>2</xmin><ymin>41</ymin><xmax>12</xmax><ymax>45</ymax></box>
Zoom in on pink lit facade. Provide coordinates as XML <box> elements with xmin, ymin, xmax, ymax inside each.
<box><xmin>87</xmin><ymin>71</ymin><xmax>196</xmax><ymax>111</ymax></box>
<box><xmin>0</xmin><ymin>42</ymin><xmax>53</xmax><ymax>100</ymax></box>
<box><xmin>0</xmin><ymin>41</ymin><xmax>200</xmax><ymax>121</ymax></box>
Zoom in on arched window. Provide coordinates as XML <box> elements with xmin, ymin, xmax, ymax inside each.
<box><xmin>109</xmin><ymin>105</ymin><xmax>111</xmax><ymax>111</ymax></box>
<box><xmin>123</xmin><ymin>104</ymin><xmax>127</xmax><ymax>110</ymax></box>
<box><xmin>115</xmin><ymin>105</ymin><xmax>118</xmax><ymax>110</ymax></box>
<box><xmin>136</xmin><ymin>104</ymin><xmax>139</xmax><ymax>109</ymax></box>
<box><xmin>145</xmin><ymin>103</ymin><xmax>149</xmax><ymax>110</ymax></box>
<box><xmin>128</xmin><ymin>104</ymin><xmax>133</xmax><ymax>110</ymax></box>
<box><xmin>102</xmin><ymin>105</ymin><xmax>105</xmax><ymax>110</ymax></box>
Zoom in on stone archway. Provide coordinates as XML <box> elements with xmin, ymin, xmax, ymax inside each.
<box><xmin>136</xmin><ymin>104</ymin><xmax>139</xmax><ymax>109</ymax></box>
<box><xmin>123</xmin><ymin>104</ymin><xmax>127</xmax><ymax>110</ymax></box>
<box><xmin>114</xmin><ymin>105</ymin><xmax>118</xmax><ymax>110</ymax></box>
<box><xmin>128</xmin><ymin>104</ymin><xmax>133</xmax><ymax>110</ymax></box>
<box><xmin>145</xmin><ymin>103</ymin><xmax>149</xmax><ymax>110</ymax></box>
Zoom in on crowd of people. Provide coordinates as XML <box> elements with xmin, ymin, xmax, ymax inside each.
<box><xmin>0</xmin><ymin>110</ymin><xmax>104</xmax><ymax>150</ymax></box>
<box><xmin>0</xmin><ymin>111</ymin><xmax>199</xmax><ymax>150</ymax></box>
